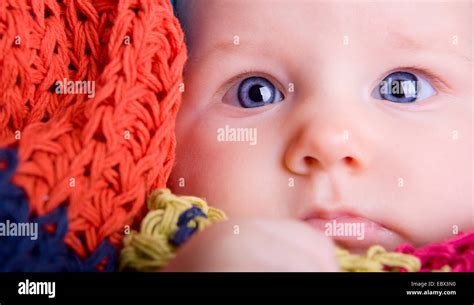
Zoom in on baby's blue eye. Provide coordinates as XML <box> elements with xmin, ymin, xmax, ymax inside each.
<box><xmin>237</xmin><ymin>77</ymin><xmax>284</xmax><ymax>108</ymax></box>
<box><xmin>372</xmin><ymin>71</ymin><xmax>436</xmax><ymax>103</ymax></box>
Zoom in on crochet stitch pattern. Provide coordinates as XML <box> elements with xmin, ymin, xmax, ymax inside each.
<box><xmin>1</xmin><ymin>0</ymin><xmax>473</xmax><ymax>273</ymax></box>
<box><xmin>120</xmin><ymin>188</ymin><xmax>227</xmax><ymax>271</ymax></box>
<box><xmin>0</xmin><ymin>0</ymin><xmax>186</xmax><ymax>269</ymax></box>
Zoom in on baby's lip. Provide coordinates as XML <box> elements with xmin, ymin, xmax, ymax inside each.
<box><xmin>302</xmin><ymin>211</ymin><xmax>407</xmax><ymax>252</ymax></box>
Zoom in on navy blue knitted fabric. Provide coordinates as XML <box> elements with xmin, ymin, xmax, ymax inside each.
<box><xmin>0</xmin><ymin>148</ymin><xmax>117</xmax><ymax>272</ymax></box>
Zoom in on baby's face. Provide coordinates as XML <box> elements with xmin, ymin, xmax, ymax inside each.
<box><xmin>169</xmin><ymin>0</ymin><xmax>473</xmax><ymax>251</ymax></box>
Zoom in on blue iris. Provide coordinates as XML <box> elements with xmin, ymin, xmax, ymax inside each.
<box><xmin>378</xmin><ymin>71</ymin><xmax>418</xmax><ymax>103</ymax></box>
<box><xmin>237</xmin><ymin>77</ymin><xmax>284</xmax><ymax>108</ymax></box>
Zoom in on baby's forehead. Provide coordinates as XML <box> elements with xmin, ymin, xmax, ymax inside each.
<box><xmin>180</xmin><ymin>0</ymin><xmax>471</xmax><ymax>63</ymax></box>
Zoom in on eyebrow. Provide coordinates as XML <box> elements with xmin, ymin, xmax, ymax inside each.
<box><xmin>206</xmin><ymin>42</ymin><xmax>240</xmax><ymax>56</ymax></box>
<box><xmin>189</xmin><ymin>41</ymin><xmax>273</xmax><ymax>65</ymax></box>
<box><xmin>193</xmin><ymin>32</ymin><xmax>471</xmax><ymax>66</ymax></box>
<box><xmin>387</xmin><ymin>31</ymin><xmax>471</xmax><ymax>63</ymax></box>
<box><xmin>387</xmin><ymin>32</ymin><xmax>424</xmax><ymax>51</ymax></box>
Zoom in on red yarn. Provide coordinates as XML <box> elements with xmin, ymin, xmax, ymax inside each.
<box><xmin>2</xmin><ymin>0</ymin><xmax>472</xmax><ymax>273</ymax></box>
<box><xmin>397</xmin><ymin>231</ymin><xmax>474</xmax><ymax>272</ymax></box>
<box><xmin>0</xmin><ymin>0</ymin><xmax>187</xmax><ymax>259</ymax></box>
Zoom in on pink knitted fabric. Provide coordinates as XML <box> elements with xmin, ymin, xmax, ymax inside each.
<box><xmin>397</xmin><ymin>231</ymin><xmax>474</xmax><ymax>272</ymax></box>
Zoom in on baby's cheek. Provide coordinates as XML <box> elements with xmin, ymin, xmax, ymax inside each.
<box><xmin>171</xmin><ymin>118</ymin><xmax>270</xmax><ymax>218</ymax></box>
<box><xmin>398</xmin><ymin>118</ymin><xmax>472</xmax><ymax>244</ymax></box>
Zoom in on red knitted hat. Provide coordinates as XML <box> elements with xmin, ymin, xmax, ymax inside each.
<box><xmin>0</xmin><ymin>0</ymin><xmax>186</xmax><ymax>270</ymax></box>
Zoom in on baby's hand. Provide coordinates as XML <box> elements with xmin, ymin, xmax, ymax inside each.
<box><xmin>162</xmin><ymin>218</ymin><xmax>339</xmax><ymax>272</ymax></box>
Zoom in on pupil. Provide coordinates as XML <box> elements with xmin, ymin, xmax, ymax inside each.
<box><xmin>377</xmin><ymin>72</ymin><xmax>419</xmax><ymax>103</ymax></box>
<box><xmin>391</xmin><ymin>80</ymin><xmax>405</xmax><ymax>98</ymax></box>
<box><xmin>390</xmin><ymin>78</ymin><xmax>417</xmax><ymax>98</ymax></box>
<box><xmin>249</xmin><ymin>85</ymin><xmax>267</xmax><ymax>102</ymax></box>
<box><xmin>237</xmin><ymin>76</ymin><xmax>281</xmax><ymax>108</ymax></box>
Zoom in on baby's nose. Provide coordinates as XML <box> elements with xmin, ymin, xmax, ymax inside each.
<box><xmin>284</xmin><ymin>117</ymin><xmax>370</xmax><ymax>176</ymax></box>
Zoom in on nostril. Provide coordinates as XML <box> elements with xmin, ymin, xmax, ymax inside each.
<box><xmin>303</xmin><ymin>156</ymin><xmax>318</xmax><ymax>167</ymax></box>
<box><xmin>303</xmin><ymin>156</ymin><xmax>359</xmax><ymax>171</ymax></box>
<box><xmin>343</xmin><ymin>156</ymin><xmax>357</xmax><ymax>168</ymax></box>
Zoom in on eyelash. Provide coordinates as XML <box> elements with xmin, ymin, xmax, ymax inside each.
<box><xmin>218</xmin><ymin>69</ymin><xmax>286</xmax><ymax>99</ymax></box>
<box><xmin>374</xmin><ymin>66</ymin><xmax>450</xmax><ymax>110</ymax></box>
<box><xmin>219</xmin><ymin>66</ymin><xmax>450</xmax><ymax>109</ymax></box>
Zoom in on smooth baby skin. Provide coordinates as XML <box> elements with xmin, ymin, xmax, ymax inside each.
<box><xmin>168</xmin><ymin>0</ymin><xmax>473</xmax><ymax>270</ymax></box>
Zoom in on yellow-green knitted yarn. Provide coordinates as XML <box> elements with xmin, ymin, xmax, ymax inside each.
<box><xmin>336</xmin><ymin>245</ymin><xmax>422</xmax><ymax>272</ymax></box>
<box><xmin>119</xmin><ymin>188</ymin><xmax>227</xmax><ymax>271</ymax></box>
<box><xmin>120</xmin><ymin>189</ymin><xmax>441</xmax><ymax>272</ymax></box>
